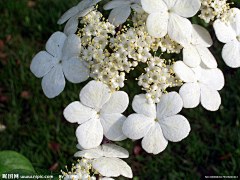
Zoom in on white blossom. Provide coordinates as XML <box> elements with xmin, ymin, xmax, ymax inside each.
<box><xmin>122</xmin><ymin>92</ymin><xmax>191</xmax><ymax>154</ymax></box>
<box><xmin>30</xmin><ymin>32</ymin><xmax>89</xmax><ymax>98</ymax></box>
<box><xmin>74</xmin><ymin>144</ymin><xmax>133</xmax><ymax>178</ymax></box>
<box><xmin>63</xmin><ymin>80</ymin><xmax>128</xmax><ymax>149</ymax></box>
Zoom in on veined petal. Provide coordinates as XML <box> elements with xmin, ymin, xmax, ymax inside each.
<box><xmin>77</xmin><ymin>6</ymin><xmax>94</xmax><ymax>17</ymax></box>
<box><xmin>160</xmin><ymin>115</ymin><xmax>190</xmax><ymax>142</ymax></box>
<box><xmin>171</xmin><ymin>0</ymin><xmax>201</xmax><ymax>18</ymax></box>
<box><xmin>191</xmin><ymin>24</ymin><xmax>212</xmax><ymax>47</ymax></box>
<box><xmin>173</xmin><ymin>61</ymin><xmax>196</xmax><ymax>82</ymax></box>
<box><xmin>103</xmin><ymin>0</ymin><xmax>130</xmax><ymax>10</ymax></box>
<box><xmin>92</xmin><ymin>157</ymin><xmax>132</xmax><ymax>178</ymax></box>
<box><xmin>76</xmin><ymin>118</ymin><xmax>103</xmax><ymax>149</ymax></box>
<box><xmin>57</xmin><ymin>6</ymin><xmax>79</xmax><ymax>24</ymax></box>
<box><xmin>141</xmin><ymin>123</ymin><xmax>168</xmax><ymax>155</ymax></box>
<box><xmin>132</xmin><ymin>94</ymin><xmax>156</xmax><ymax>118</ymax></box>
<box><xmin>62</xmin><ymin>34</ymin><xmax>81</xmax><ymax>61</ymax></box>
<box><xmin>195</xmin><ymin>45</ymin><xmax>217</xmax><ymax>69</ymax></box>
<box><xmin>30</xmin><ymin>51</ymin><xmax>58</xmax><ymax>78</ymax></box>
<box><xmin>101</xmin><ymin>91</ymin><xmax>129</xmax><ymax>114</ymax></box>
<box><xmin>41</xmin><ymin>64</ymin><xmax>65</xmax><ymax>98</ymax></box>
<box><xmin>46</xmin><ymin>32</ymin><xmax>67</xmax><ymax>59</ymax></box>
<box><xmin>62</xmin><ymin>57</ymin><xmax>89</xmax><ymax>83</ymax></box>
<box><xmin>63</xmin><ymin>16</ymin><xmax>78</xmax><ymax>36</ymax></box>
<box><xmin>199</xmin><ymin>68</ymin><xmax>224</xmax><ymax>91</ymax></box>
<box><xmin>122</xmin><ymin>114</ymin><xmax>154</xmax><ymax>140</ymax></box>
<box><xmin>141</xmin><ymin>0</ymin><xmax>167</xmax><ymax>14</ymax></box>
<box><xmin>131</xmin><ymin>4</ymin><xmax>144</xmax><ymax>13</ymax></box>
<box><xmin>213</xmin><ymin>19</ymin><xmax>235</xmax><ymax>43</ymax></box>
<box><xmin>63</xmin><ymin>101</ymin><xmax>97</xmax><ymax>124</ymax></box>
<box><xmin>163</xmin><ymin>0</ymin><xmax>177</xmax><ymax>9</ymax></box>
<box><xmin>80</xmin><ymin>80</ymin><xmax>111</xmax><ymax>111</ymax></box>
<box><xmin>222</xmin><ymin>39</ymin><xmax>240</xmax><ymax>68</ymax></box>
<box><xmin>77</xmin><ymin>0</ymin><xmax>101</xmax><ymax>11</ymax></box>
<box><xmin>108</xmin><ymin>4</ymin><xmax>131</xmax><ymax>26</ymax></box>
<box><xmin>157</xmin><ymin>92</ymin><xmax>183</xmax><ymax>119</ymax></box>
<box><xmin>74</xmin><ymin>146</ymin><xmax>103</xmax><ymax>159</ymax></box>
<box><xmin>183</xmin><ymin>44</ymin><xmax>201</xmax><ymax>68</ymax></box>
<box><xmin>179</xmin><ymin>82</ymin><xmax>200</xmax><ymax>108</ymax></box>
<box><xmin>100</xmin><ymin>113</ymin><xmax>127</xmax><ymax>141</ymax></box>
<box><xmin>102</xmin><ymin>144</ymin><xmax>129</xmax><ymax>158</ymax></box>
<box><xmin>200</xmin><ymin>83</ymin><xmax>221</xmax><ymax>111</ymax></box>
<box><xmin>146</xmin><ymin>12</ymin><xmax>169</xmax><ymax>38</ymax></box>
<box><xmin>168</xmin><ymin>13</ymin><xmax>192</xmax><ymax>44</ymax></box>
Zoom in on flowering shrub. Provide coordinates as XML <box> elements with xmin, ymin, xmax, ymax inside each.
<box><xmin>30</xmin><ymin>0</ymin><xmax>240</xmax><ymax>179</ymax></box>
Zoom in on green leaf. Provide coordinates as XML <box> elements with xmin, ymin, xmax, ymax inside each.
<box><xmin>0</xmin><ymin>151</ymin><xmax>35</xmax><ymax>175</ymax></box>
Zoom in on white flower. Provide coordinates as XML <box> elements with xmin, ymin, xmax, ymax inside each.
<box><xmin>213</xmin><ymin>8</ymin><xmax>240</xmax><ymax>68</ymax></box>
<box><xmin>30</xmin><ymin>32</ymin><xmax>89</xmax><ymax>98</ymax></box>
<box><xmin>183</xmin><ymin>24</ymin><xmax>217</xmax><ymax>68</ymax></box>
<box><xmin>173</xmin><ymin>61</ymin><xmax>225</xmax><ymax>111</ymax></box>
<box><xmin>104</xmin><ymin>0</ymin><xmax>142</xmax><ymax>25</ymax></box>
<box><xmin>57</xmin><ymin>0</ymin><xmax>102</xmax><ymax>35</ymax></box>
<box><xmin>74</xmin><ymin>144</ymin><xmax>133</xmax><ymax>178</ymax></box>
<box><xmin>122</xmin><ymin>92</ymin><xmax>191</xmax><ymax>155</ymax></box>
<box><xmin>141</xmin><ymin>0</ymin><xmax>201</xmax><ymax>44</ymax></box>
<box><xmin>63</xmin><ymin>80</ymin><xmax>129</xmax><ymax>149</ymax></box>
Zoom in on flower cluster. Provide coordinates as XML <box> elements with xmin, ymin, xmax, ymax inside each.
<box><xmin>30</xmin><ymin>0</ymin><xmax>240</xmax><ymax>179</ymax></box>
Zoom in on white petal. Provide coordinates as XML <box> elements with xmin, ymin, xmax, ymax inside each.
<box><xmin>171</xmin><ymin>0</ymin><xmax>201</xmax><ymax>18</ymax></box>
<box><xmin>77</xmin><ymin>0</ymin><xmax>101</xmax><ymax>11</ymax></box>
<box><xmin>131</xmin><ymin>4</ymin><xmax>144</xmax><ymax>13</ymax></box>
<box><xmin>132</xmin><ymin>94</ymin><xmax>156</xmax><ymax>118</ymax></box>
<box><xmin>101</xmin><ymin>91</ymin><xmax>129</xmax><ymax>114</ymax></box>
<box><xmin>230</xmin><ymin>8</ymin><xmax>240</xmax><ymax>35</ymax></box>
<box><xmin>162</xmin><ymin>0</ymin><xmax>177</xmax><ymax>9</ymax></box>
<box><xmin>77</xmin><ymin>6</ymin><xmax>94</xmax><ymax>17</ymax></box>
<box><xmin>146</xmin><ymin>12</ymin><xmax>169</xmax><ymax>38</ymax></box>
<box><xmin>74</xmin><ymin>145</ymin><xmax>103</xmax><ymax>158</ymax></box>
<box><xmin>168</xmin><ymin>13</ymin><xmax>192</xmax><ymax>44</ymax></box>
<box><xmin>30</xmin><ymin>51</ymin><xmax>58</xmax><ymax>78</ymax></box>
<box><xmin>122</xmin><ymin>114</ymin><xmax>154</xmax><ymax>140</ymax></box>
<box><xmin>141</xmin><ymin>123</ymin><xmax>168</xmax><ymax>155</ymax></box>
<box><xmin>222</xmin><ymin>39</ymin><xmax>240</xmax><ymax>68</ymax></box>
<box><xmin>100</xmin><ymin>113</ymin><xmax>127</xmax><ymax>141</ymax></box>
<box><xmin>62</xmin><ymin>57</ymin><xmax>89</xmax><ymax>83</ymax></box>
<box><xmin>213</xmin><ymin>19</ymin><xmax>235</xmax><ymax>43</ymax></box>
<box><xmin>195</xmin><ymin>45</ymin><xmax>217</xmax><ymax>69</ymax></box>
<box><xmin>200</xmin><ymin>83</ymin><xmax>221</xmax><ymax>111</ymax></box>
<box><xmin>179</xmin><ymin>82</ymin><xmax>200</xmax><ymax>108</ymax></box>
<box><xmin>108</xmin><ymin>5</ymin><xmax>131</xmax><ymax>26</ymax></box>
<box><xmin>41</xmin><ymin>64</ymin><xmax>65</xmax><ymax>98</ymax></box>
<box><xmin>76</xmin><ymin>118</ymin><xmax>103</xmax><ymax>149</ymax></box>
<box><xmin>62</xmin><ymin>34</ymin><xmax>81</xmax><ymax>61</ymax></box>
<box><xmin>45</xmin><ymin>32</ymin><xmax>67</xmax><ymax>59</ymax></box>
<box><xmin>182</xmin><ymin>44</ymin><xmax>201</xmax><ymax>68</ymax></box>
<box><xmin>102</xmin><ymin>144</ymin><xmax>129</xmax><ymax>158</ymax></box>
<box><xmin>92</xmin><ymin>157</ymin><xmax>132</xmax><ymax>178</ymax></box>
<box><xmin>63</xmin><ymin>101</ymin><xmax>97</xmax><ymax>124</ymax></box>
<box><xmin>173</xmin><ymin>61</ymin><xmax>196</xmax><ymax>82</ymax></box>
<box><xmin>157</xmin><ymin>92</ymin><xmax>183</xmax><ymax>119</ymax></box>
<box><xmin>141</xmin><ymin>0</ymin><xmax>167</xmax><ymax>14</ymax></box>
<box><xmin>191</xmin><ymin>24</ymin><xmax>212</xmax><ymax>47</ymax></box>
<box><xmin>159</xmin><ymin>115</ymin><xmax>190</xmax><ymax>142</ymax></box>
<box><xmin>104</xmin><ymin>0</ymin><xmax>130</xmax><ymax>10</ymax></box>
<box><xmin>80</xmin><ymin>80</ymin><xmax>111</xmax><ymax>111</ymax></box>
<box><xmin>63</xmin><ymin>16</ymin><xmax>78</xmax><ymax>36</ymax></box>
<box><xmin>57</xmin><ymin>6</ymin><xmax>79</xmax><ymax>24</ymax></box>
<box><xmin>101</xmin><ymin>178</ymin><xmax>115</xmax><ymax>180</ymax></box>
<box><xmin>199</xmin><ymin>68</ymin><xmax>224</xmax><ymax>90</ymax></box>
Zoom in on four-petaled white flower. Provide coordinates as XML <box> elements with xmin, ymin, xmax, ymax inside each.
<box><xmin>104</xmin><ymin>0</ymin><xmax>142</xmax><ymax>26</ymax></box>
<box><xmin>63</xmin><ymin>80</ymin><xmax>129</xmax><ymax>149</ymax></box>
<box><xmin>141</xmin><ymin>0</ymin><xmax>201</xmax><ymax>44</ymax></box>
<box><xmin>74</xmin><ymin>144</ymin><xmax>133</xmax><ymax>178</ymax></box>
<box><xmin>173</xmin><ymin>61</ymin><xmax>225</xmax><ymax>111</ymax></box>
<box><xmin>122</xmin><ymin>92</ymin><xmax>191</xmax><ymax>155</ymax></box>
<box><xmin>213</xmin><ymin>8</ymin><xmax>240</xmax><ymax>68</ymax></box>
<box><xmin>183</xmin><ymin>24</ymin><xmax>217</xmax><ymax>68</ymax></box>
<box><xmin>30</xmin><ymin>31</ymin><xmax>89</xmax><ymax>98</ymax></box>
<box><xmin>57</xmin><ymin>0</ymin><xmax>102</xmax><ymax>35</ymax></box>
